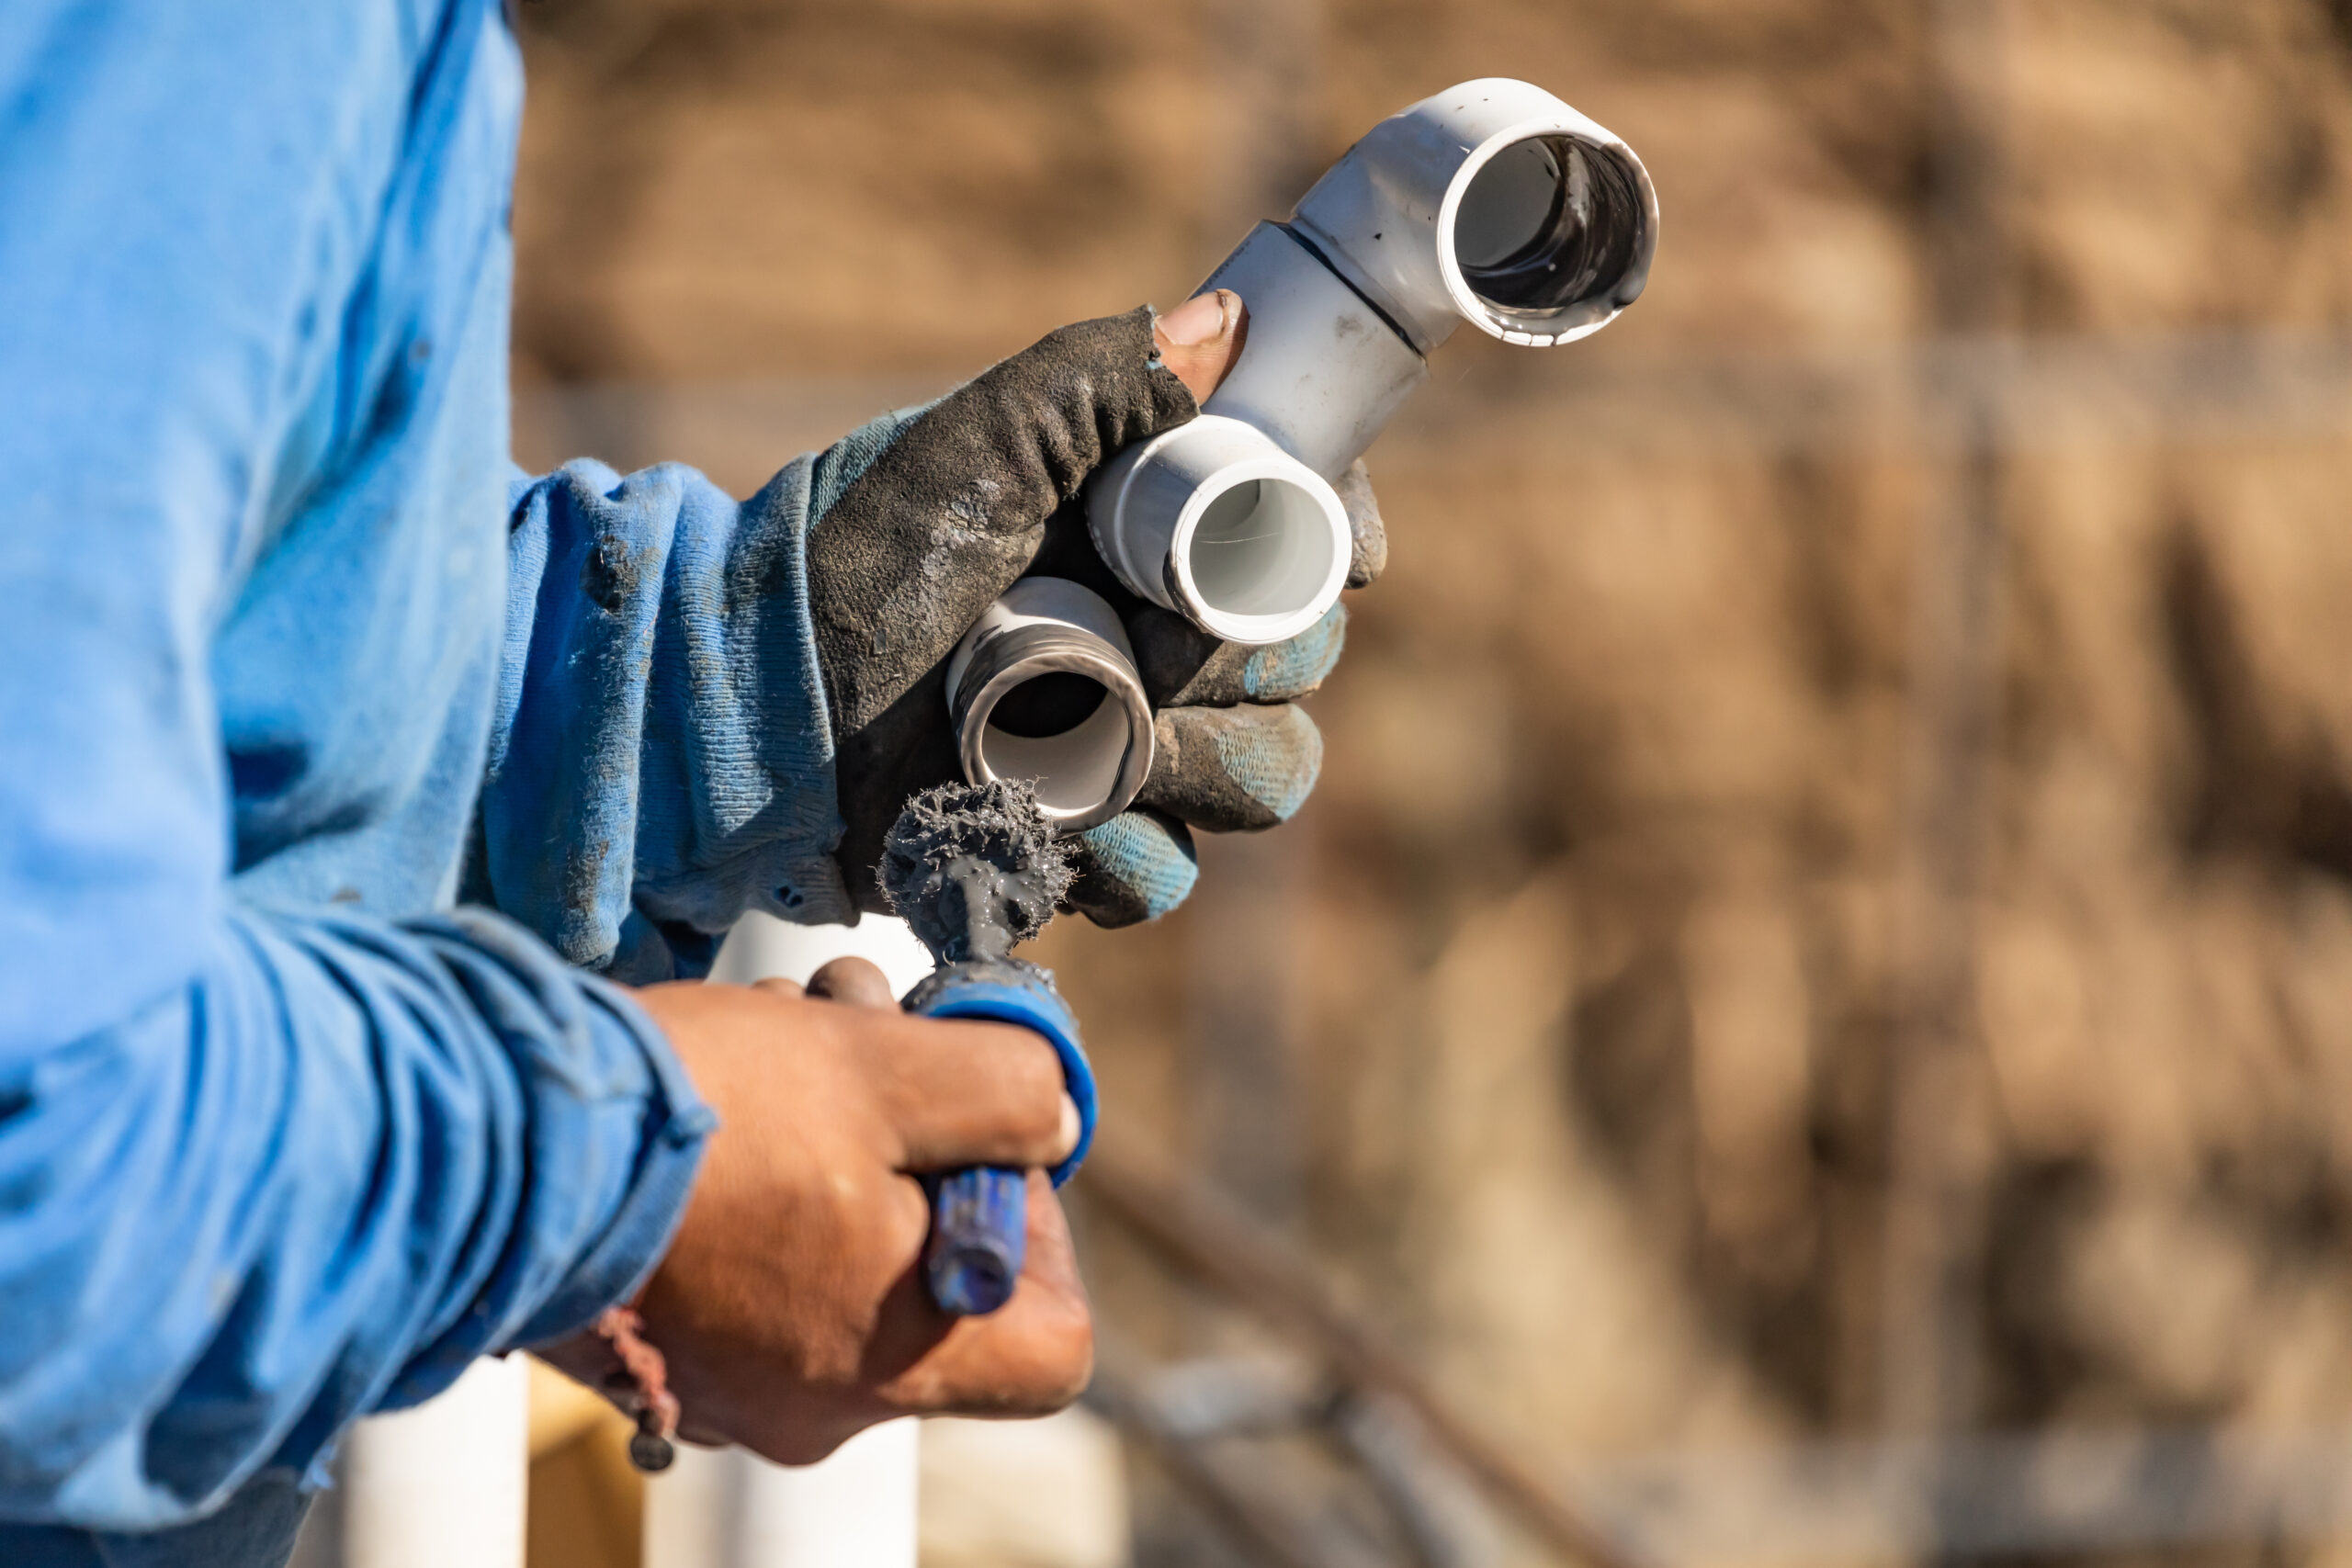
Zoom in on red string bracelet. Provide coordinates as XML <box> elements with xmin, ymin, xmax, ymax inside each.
<box><xmin>593</xmin><ymin>1305</ymin><xmax>681</xmax><ymax>1472</ymax></box>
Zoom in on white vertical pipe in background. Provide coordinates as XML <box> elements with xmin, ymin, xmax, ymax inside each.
<box><xmin>639</xmin><ymin>910</ymin><xmax>933</xmax><ymax>1568</ymax></box>
<box><xmin>645</xmin><ymin>1422</ymin><xmax>921</xmax><ymax>1568</ymax></box>
<box><xmin>334</xmin><ymin>1354</ymin><xmax>531</xmax><ymax>1568</ymax></box>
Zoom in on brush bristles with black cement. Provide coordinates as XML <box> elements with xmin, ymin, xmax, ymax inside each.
<box><xmin>878</xmin><ymin>779</ymin><xmax>1073</xmax><ymax>965</ymax></box>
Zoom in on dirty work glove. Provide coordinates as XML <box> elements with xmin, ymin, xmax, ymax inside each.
<box><xmin>805</xmin><ymin>292</ymin><xmax>1387</xmax><ymax>925</ymax></box>
<box><xmin>807</xmin><ymin>299</ymin><xmax>1222</xmax><ymax>908</ymax></box>
<box><xmin>1046</xmin><ymin>464</ymin><xmax>1387</xmax><ymax>927</ymax></box>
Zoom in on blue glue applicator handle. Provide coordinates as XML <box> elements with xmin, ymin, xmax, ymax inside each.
<box><xmin>907</xmin><ymin>969</ymin><xmax>1096</xmax><ymax>1316</ymax></box>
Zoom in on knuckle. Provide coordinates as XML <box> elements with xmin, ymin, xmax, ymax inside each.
<box><xmin>999</xmin><ymin>1038</ymin><xmax>1067</xmax><ymax>1142</ymax></box>
<box><xmin>812</xmin><ymin>1164</ymin><xmax>876</xmax><ymax>1240</ymax></box>
<box><xmin>882</xmin><ymin>1179</ymin><xmax>931</xmax><ymax>1258</ymax></box>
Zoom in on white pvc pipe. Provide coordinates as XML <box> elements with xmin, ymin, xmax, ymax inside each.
<box><xmin>336</xmin><ymin>1355</ymin><xmax>530</xmax><ymax>1568</ymax></box>
<box><xmin>706</xmin><ymin>905</ymin><xmax>937</xmax><ymax>1016</ymax></box>
<box><xmin>645</xmin><ymin>1422</ymin><xmax>921</xmax><ymax>1568</ymax></box>
<box><xmin>639</xmin><ymin>910</ymin><xmax>938</xmax><ymax>1568</ymax></box>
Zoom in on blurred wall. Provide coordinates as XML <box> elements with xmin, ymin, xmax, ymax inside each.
<box><xmin>512</xmin><ymin>2</ymin><xmax>2352</xmax><ymax>1561</ymax></box>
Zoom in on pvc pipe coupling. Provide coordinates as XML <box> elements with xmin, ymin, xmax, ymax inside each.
<box><xmin>1088</xmin><ymin>76</ymin><xmax>1657</xmax><ymax>646</ymax></box>
<box><xmin>944</xmin><ymin>578</ymin><xmax>1155</xmax><ymax>834</ymax></box>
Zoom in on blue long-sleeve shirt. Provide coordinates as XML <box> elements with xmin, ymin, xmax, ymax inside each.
<box><xmin>0</xmin><ymin>1</ymin><xmax>862</xmax><ymax>1557</ymax></box>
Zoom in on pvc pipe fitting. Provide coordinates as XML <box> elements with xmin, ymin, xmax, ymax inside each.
<box><xmin>944</xmin><ymin>578</ymin><xmax>1155</xmax><ymax>833</ymax></box>
<box><xmin>1086</xmin><ymin>78</ymin><xmax>1656</xmax><ymax>641</ymax></box>
<box><xmin>1283</xmin><ymin>76</ymin><xmax>1657</xmax><ymax>357</ymax></box>
<box><xmin>1086</xmin><ymin>415</ymin><xmax>1351</xmax><ymax>647</ymax></box>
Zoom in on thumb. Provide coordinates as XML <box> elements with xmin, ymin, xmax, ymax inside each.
<box><xmin>1154</xmin><ymin>290</ymin><xmax>1249</xmax><ymax>405</ymax></box>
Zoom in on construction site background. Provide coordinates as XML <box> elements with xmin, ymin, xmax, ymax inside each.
<box><xmin>505</xmin><ymin>1</ymin><xmax>2352</xmax><ymax>1563</ymax></box>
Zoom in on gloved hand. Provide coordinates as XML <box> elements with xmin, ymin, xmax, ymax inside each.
<box><xmin>805</xmin><ymin>292</ymin><xmax>1385</xmax><ymax>923</ymax></box>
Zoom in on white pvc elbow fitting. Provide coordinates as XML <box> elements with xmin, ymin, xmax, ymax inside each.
<box><xmin>1088</xmin><ymin>77</ymin><xmax>1657</xmax><ymax>642</ymax></box>
<box><xmin>944</xmin><ymin>578</ymin><xmax>1155</xmax><ymax>833</ymax></box>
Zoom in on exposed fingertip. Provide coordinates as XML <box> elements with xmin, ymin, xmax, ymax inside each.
<box><xmin>807</xmin><ymin>955</ymin><xmax>897</xmax><ymax>1010</ymax></box>
<box><xmin>1155</xmin><ymin>289</ymin><xmax>1249</xmax><ymax>404</ymax></box>
<box><xmin>1158</xmin><ymin>290</ymin><xmax>1229</xmax><ymax>346</ymax></box>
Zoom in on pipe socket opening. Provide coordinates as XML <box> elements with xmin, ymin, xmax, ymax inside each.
<box><xmin>1446</xmin><ymin>133</ymin><xmax>1650</xmax><ymax>341</ymax></box>
<box><xmin>946</xmin><ymin>581</ymin><xmax>1155</xmax><ymax>834</ymax></box>
<box><xmin>1179</xmin><ymin>475</ymin><xmax>1340</xmax><ymax>626</ymax></box>
<box><xmin>988</xmin><ymin>671</ymin><xmax>1107</xmax><ymax>738</ymax></box>
<box><xmin>976</xmin><ymin>675</ymin><xmax>1128</xmax><ymax>818</ymax></box>
<box><xmin>1088</xmin><ymin>417</ymin><xmax>1351</xmax><ymax>647</ymax></box>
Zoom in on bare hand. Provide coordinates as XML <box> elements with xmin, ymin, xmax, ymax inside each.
<box><xmin>542</xmin><ymin>959</ymin><xmax>1089</xmax><ymax>1465</ymax></box>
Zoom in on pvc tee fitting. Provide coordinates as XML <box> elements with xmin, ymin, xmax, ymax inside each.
<box><xmin>1089</xmin><ymin>77</ymin><xmax>1657</xmax><ymax>643</ymax></box>
<box><xmin>944</xmin><ymin>578</ymin><xmax>1155</xmax><ymax>834</ymax></box>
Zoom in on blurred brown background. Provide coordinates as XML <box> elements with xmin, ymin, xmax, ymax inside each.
<box><xmin>508</xmin><ymin>1</ymin><xmax>2352</xmax><ymax>1563</ymax></box>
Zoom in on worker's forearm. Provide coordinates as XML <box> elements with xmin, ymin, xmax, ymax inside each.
<box><xmin>0</xmin><ymin>902</ymin><xmax>707</xmax><ymax>1532</ymax></box>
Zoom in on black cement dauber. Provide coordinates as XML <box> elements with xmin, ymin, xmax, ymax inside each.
<box><xmin>878</xmin><ymin>780</ymin><xmax>1096</xmax><ymax>1315</ymax></box>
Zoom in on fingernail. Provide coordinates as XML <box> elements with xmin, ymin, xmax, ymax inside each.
<box><xmin>1159</xmin><ymin>290</ymin><xmax>1231</xmax><ymax>346</ymax></box>
<box><xmin>1057</xmin><ymin>1095</ymin><xmax>1081</xmax><ymax>1161</ymax></box>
